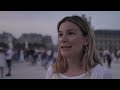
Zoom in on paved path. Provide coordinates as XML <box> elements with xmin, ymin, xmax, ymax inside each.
<box><xmin>103</xmin><ymin>61</ymin><xmax>120</xmax><ymax>79</ymax></box>
<box><xmin>1</xmin><ymin>61</ymin><xmax>47</xmax><ymax>79</ymax></box>
<box><xmin>0</xmin><ymin>60</ymin><xmax>120</xmax><ymax>79</ymax></box>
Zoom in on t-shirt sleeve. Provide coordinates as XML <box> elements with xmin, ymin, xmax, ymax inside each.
<box><xmin>46</xmin><ymin>65</ymin><xmax>53</xmax><ymax>79</ymax></box>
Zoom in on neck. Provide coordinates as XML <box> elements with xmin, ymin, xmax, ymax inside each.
<box><xmin>66</xmin><ymin>55</ymin><xmax>85</xmax><ymax>72</ymax></box>
<box><xmin>62</xmin><ymin>55</ymin><xmax>86</xmax><ymax>77</ymax></box>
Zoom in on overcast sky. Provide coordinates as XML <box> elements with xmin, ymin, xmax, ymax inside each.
<box><xmin>0</xmin><ymin>11</ymin><xmax>120</xmax><ymax>45</ymax></box>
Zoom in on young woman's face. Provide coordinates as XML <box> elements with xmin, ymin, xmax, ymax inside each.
<box><xmin>58</xmin><ymin>21</ymin><xmax>86</xmax><ymax>57</ymax></box>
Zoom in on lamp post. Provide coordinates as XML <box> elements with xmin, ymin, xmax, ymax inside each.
<box><xmin>8</xmin><ymin>36</ymin><xmax>13</xmax><ymax>49</ymax></box>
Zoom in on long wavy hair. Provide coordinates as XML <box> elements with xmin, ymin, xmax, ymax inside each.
<box><xmin>52</xmin><ymin>15</ymin><xmax>102</xmax><ymax>74</ymax></box>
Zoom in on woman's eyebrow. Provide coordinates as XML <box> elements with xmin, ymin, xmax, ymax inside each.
<box><xmin>59</xmin><ymin>29</ymin><xmax>77</xmax><ymax>32</ymax></box>
<box><xmin>66</xmin><ymin>29</ymin><xmax>77</xmax><ymax>32</ymax></box>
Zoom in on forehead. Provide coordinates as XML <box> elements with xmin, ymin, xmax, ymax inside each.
<box><xmin>59</xmin><ymin>21</ymin><xmax>80</xmax><ymax>32</ymax></box>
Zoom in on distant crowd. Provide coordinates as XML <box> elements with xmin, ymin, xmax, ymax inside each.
<box><xmin>98</xmin><ymin>48</ymin><xmax>120</xmax><ymax>68</ymax></box>
<box><xmin>0</xmin><ymin>47</ymin><xmax>58</xmax><ymax>78</ymax></box>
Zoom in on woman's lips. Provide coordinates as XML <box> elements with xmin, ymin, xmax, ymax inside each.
<box><xmin>61</xmin><ymin>46</ymin><xmax>72</xmax><ymax>51</ymax></box>
<box><xmin>61</xmin><ymin>46</ymin><xmax>72</xmax><ymax>48</ymax></box>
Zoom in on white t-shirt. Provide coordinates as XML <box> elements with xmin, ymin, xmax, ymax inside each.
<box><xmin>46</xmin><ymin>64</ymin><xmax>112</xmax><ymax>79</ymax></box>
<box><xmin>47</xmin><ymin>50</ymin><xmax>52</xmax><ymax>56</ymax></box>
<box><xmin>6</xmin><ymin>49</ymin><xmax>13</xmax><ymax>60</ymax></box>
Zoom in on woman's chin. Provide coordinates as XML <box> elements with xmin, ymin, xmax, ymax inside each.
<box><xmin>61</xmin><ymin>52</ymin><xmax>72</xmax><ymax>57</ymax></box>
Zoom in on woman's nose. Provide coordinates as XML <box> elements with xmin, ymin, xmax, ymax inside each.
<box><xmin>61</xmin><ymin>35</ymin><xmax>68</xmax><ymax>43</ymax></box>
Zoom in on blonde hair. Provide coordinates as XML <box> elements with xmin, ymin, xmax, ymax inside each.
<box><xmin>52</xmin><ymin>15</ymin><xmax>102</xmax><ymax>74</ymax></box>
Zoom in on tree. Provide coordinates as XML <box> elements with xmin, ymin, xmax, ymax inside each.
<box><xmin>0</xmin><ymin>42</ymin><xmax>8</xmax><ymax>48</ymax></box>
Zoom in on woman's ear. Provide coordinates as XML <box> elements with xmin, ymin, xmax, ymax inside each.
<box><xmin>84</xmin><ymin>35</ymin><xmax>88</xmax><ymax>45</ymax></box>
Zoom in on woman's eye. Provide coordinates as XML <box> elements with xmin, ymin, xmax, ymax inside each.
<box><xmin>68</xmin><ymin>32</ymin><xmax>75</xmax><ymax>35</ymax></box>
<box><xmin>58</xmin><ymin>33</ymin><xmax>63</xmax><ymax>37</ymax></box>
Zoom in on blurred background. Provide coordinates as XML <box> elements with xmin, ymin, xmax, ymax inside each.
<box><xmin>0</xmin><ymin>11</ymin><xmax>120</xmax><ymax>79</ymax></box>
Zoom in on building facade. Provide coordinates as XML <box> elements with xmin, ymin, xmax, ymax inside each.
<box><xmin>18</xmin><ymin>33</ymin><xmax>43</xmax><ymax>44</ymax></box>
<box><xmin>0</xmin><ymin>32</ymin><xmax>15</xmax><ymax>48</ymax></box>
<box><xmin>94</xmin><ymin>30</ymin><xmax>120</xmax><ymax>50</ymax></box>
<box><xmin>18</xmin><ymin>33</ymin><xmax>53</xmax><ymax>49</ymax></box>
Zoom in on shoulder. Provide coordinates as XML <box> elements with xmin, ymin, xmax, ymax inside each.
<box><xmin>46</xmin><ymin>65</ymin><xmax>59</xmax><ymax>79</ymax></box>
<box><xmin>46</xmin><ymin>65</ymin><xmax>53</xmax><ymax>79</ymax></box>
<box><xmin>91</xmin><ymin>64</ymin><xmax>112</xmax><ymax>79</ymax></box>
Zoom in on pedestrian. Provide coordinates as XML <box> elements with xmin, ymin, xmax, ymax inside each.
<box><xmin>0</xmin><ymin>47</ymin><xmax>6</xmax><ymax>78</ymax></box>
<box><xmin>19</xmin><ymin>49</ymin><xmax>25</xmax><ymax>63</ymax></box>
<box><xmin>5</xmin><ymin>48</ymin><xmax>13</xmax><ymax>76</ymax></box>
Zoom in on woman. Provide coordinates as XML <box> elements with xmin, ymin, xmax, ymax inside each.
<box><xmin>19</xmin><ymin>49</ymin><xmax>25</xmax><ymax>63</ymax></box>
<box><xmin>0</xmin><ymin>47</ymin><xmax>6</xmax><ymax>78</ymax></box>
<box><xmin>46</xmin><ymin>15</ymin><xmax>112</xmax><ymax>79</ymax></box>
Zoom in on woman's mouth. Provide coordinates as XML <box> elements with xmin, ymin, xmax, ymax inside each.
<box><xmin>61</xmin><ymin>46</ymin><xmax>72</xmax><ymax>48</ymax></box>
<box><xmin>61</xmin><ymin>46</ymin><xmax>72</xmax><ymax>51</ymax></box>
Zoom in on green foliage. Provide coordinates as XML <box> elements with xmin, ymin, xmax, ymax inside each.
<box><xmin>0</xmin><ymin>42</ymin><xmax>8</xmax><ymax>48</ymax></box>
